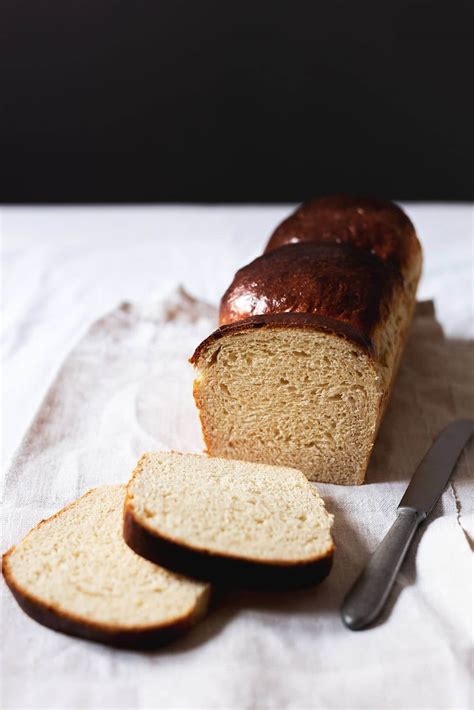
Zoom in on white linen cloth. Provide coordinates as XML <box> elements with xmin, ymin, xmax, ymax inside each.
<box><xmin>1</xmin><ymin>205</ymin><xmax>473</xmax><ymax>710</ymax></box>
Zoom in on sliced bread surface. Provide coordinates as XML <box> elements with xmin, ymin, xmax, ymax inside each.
<box><xmin>2</xmin><ymin>485</ymin><xmax>210</xmax><ymax>647</ymax></box>
<box><xmin>192</xmin><ymin>321</ymin><xmax>384</xmax><ymax>485</ymax></box>
<box><xmin>124</xmin><ymin>452</ymin><xmax>334</xmax><ymax>587</ymax></box>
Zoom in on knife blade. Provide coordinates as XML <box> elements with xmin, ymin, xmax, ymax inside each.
<box><xmin>398</xmin><ymin>419</ymin><xmax>474</xmax><ymax>516</ymax></box>
<box><xmin>341</xmin><ymin>419</ymin><xmax>474</xmax><ymax>631</ymax></box>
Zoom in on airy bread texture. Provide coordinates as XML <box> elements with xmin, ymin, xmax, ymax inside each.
<box><xmin>191</xmin><ymin>196</ymin><xmax>422</xmax><ymax>485</ymax></box>
<box><xmin>124</xmin><ymin>452</ymin><xmax>334</xmax><ymax>587</ymax></box>
<box><xmin>2</xmin><ymin>485</ymin><xmax>210</xmax><ymax>647</ymax></box>
<box><xmin>193</xmin><ymin>324</ymin><xmax>382</xmax><ymax>485</ymax></box>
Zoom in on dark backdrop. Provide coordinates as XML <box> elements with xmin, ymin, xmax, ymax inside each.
<box><xmin>1</xmin><ymin>0</ymin><xmax>472</xmax><ymax>203</ymax></box>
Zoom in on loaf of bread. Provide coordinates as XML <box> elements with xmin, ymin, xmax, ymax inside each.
<box><xmin>123</xmin><ymin>451</ymin><xmax>334</xmax><ymax>587</ymax></box>
<box><xmin>191</xmin><ymin>195</ymin><xmax>422</xmax><ymax>485</ymax></box>
<box><xmin>2</xmin><ymin>485</ymin><xmax>210</xmax><ymax>647</ymax></box>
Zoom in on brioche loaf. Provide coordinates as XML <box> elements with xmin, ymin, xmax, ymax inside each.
<box><xmin>191</xmin><ymin>195</ymin><xmax>422</xmax><ymax>485</ymax></box>
<box><xmin>2</xmin><ymin>485</ymin><xmax>210</xmax><ymax>647</ymax></box>
<box><xmin>124</xmin><ymin>451</ymin><xmax>334</xmax><ymax>587</ymax></box>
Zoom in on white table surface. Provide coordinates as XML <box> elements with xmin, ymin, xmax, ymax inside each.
<box><xmin>1</xmin><ymin>203</ymin><xmax>473</xmax><ymax>710</ymax></box>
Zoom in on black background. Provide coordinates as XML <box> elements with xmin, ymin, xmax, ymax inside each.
<box><xmin>1</xmin><ymin>1</ymin><xmax>472</xmax><ymax>203</ymax></box>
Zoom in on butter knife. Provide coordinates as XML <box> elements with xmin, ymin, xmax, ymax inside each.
<box><xmin>341</xmin><ymin>419</ymin><xmax>474</xmax><ymax>631</ymax></box>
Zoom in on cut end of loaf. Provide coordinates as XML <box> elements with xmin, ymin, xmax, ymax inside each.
<box><xmin>192</xmin><ymin>325</ymin><xmax>384</xmax><ymax>485</ymax></box>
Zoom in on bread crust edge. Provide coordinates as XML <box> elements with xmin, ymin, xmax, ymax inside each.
<box><xmin>189</xmin><ymin>313</ymin><xmax>375</xmax><ymax>367</ymax></box>
<box><xmin>123</xmin><ymin>475</ymin><xmax>334</xmax><ymax>590</ymax></box>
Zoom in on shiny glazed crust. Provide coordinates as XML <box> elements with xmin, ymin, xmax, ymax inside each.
<box><xmin>219</xmin><ymin>242</ymin><xmax>401</xmax><ymax>337</ymax></box>
<box><xmin>264</xmin><ymin>194</ymin><xmax>421</xmax><ymax>274</ymax></box>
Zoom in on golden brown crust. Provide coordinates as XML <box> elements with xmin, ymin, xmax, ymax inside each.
<box><xmin>190</xmin><ymin>312</ymin><xmax>376</xmax><ymax>367</ymax></box>
<box><xmin>192</xmin><ymin>379</ymin><xmax>215</xmax><ymax>457</ymax></box>
<box><xmin>2</xmin><ymin>488</ymin><xmax>210</xmax><ymax>649</ymax></box>
<box><xmin>369</xmin><ymin>294</ymin><xmax>419</xmax><ymax>451</ymax></box>
<box><xmin>265</xmin><ymin>194</ymin><xmax>421</xmax><ymax>273</ymax></box>
<box><xmin>123</xmin><ymin>505</ymin><xmax>334</xmax><ymax>590</ymax></box>
<box><xmin>219</xmin><ymin>242</ymin><xmax>400</xmax><ymax>341</ymax></box>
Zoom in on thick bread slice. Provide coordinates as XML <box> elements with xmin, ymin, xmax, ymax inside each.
<box><xmin>124</xmin><ymin>452</ymin><xmax>334</xmax><ymax>588</ymax></box>
<box><xmin>2</xmin><ymin>485</ymin><xmax>210</xmax><ymax>648</ymax></box>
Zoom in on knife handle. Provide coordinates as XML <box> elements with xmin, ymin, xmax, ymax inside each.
<box><xmin>341</xmin><ymin>508</ymin><xmax>425</xmax><ymax>630</ymax></box>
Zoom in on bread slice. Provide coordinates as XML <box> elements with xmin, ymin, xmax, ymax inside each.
<box><xmin>123</xmin><ymin>452</ymin><xmax>334</xmax><ymax>588</ymax></box>
<box><xmin>2</xmin><ymin>485</ymin><xmax>210</xmax><ymax>648</ymax></box>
